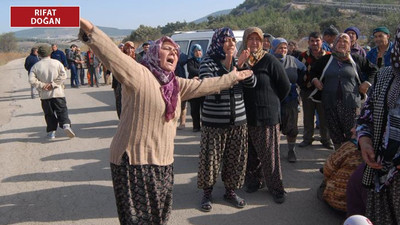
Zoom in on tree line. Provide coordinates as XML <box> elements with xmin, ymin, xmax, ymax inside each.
<box><xmin>124</xmin><ymin>0</ymin><xmax>400</xmax><ymax>47</ymax></box>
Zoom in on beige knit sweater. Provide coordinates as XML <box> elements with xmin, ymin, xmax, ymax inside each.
<box><xmin>82</xmin><ymin>26</ymin><xmax>239</xmax><ymax>166</ymax></box>
<box><xmin>29</xmin><ymin>57</ymin><xmax>67</xmax><ymax>100</ymax></box>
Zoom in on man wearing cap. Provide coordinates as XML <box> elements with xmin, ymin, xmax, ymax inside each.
<box><xmin>322</xmin><ymin>25</ymin><xmax>339</xmax><ymax>52</ymax></box>
<box><xmin>67</xmin><ymin>44</ymin><xmax>79</xmax><ymax>88</ymax></box>
<box><xmin>29</xmin><ymin>44</ymin><xmax>75</xmax><ymax>139</ymax></box>
<box><xmin>345</xmin><ymin>26</ymin><xmax>366</xmax><ymax>58</ymax></box>
<box><xmin>366</xmin><ymin>26</ymin><xmax>393</xmax><ymax>69</ymax></box>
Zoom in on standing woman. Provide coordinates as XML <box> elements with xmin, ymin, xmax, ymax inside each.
<box><xmin>311</xmin><ymin>33</ymin><xmax>377</xmax><ymax>150</ymax></box>
<box><xmin>270</xmin><ymin>38</ymin><xmax>306</xmax><ymax>162</ymax></box>
<box><xmin>187</xmin><ymin>44</ymin><xmax>204</xmax><ymax>132</ymax></box>
<box><xmin>238</xmin><ymin>27</ymin><xmax>290</xmax><ymax>203</ymax></box>
<box><xmin>357</xmin><ymin>25</ymin><xmax>400</xmax><ymax>225</ymax></box>
<box><xmin>197</xmin><ymin>27</ymin><xmax>257</xmax><ymax>212</ymax></box>
<box><xmin>78</xmin><ymin>19</ymin><xmax>253</xmax><ymax>224</ymax></box>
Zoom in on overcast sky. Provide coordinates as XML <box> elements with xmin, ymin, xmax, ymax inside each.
<box><xmin>1</xmin><ymin>0</ymin><xmax>244</xmax><ymax>33</ymax></box>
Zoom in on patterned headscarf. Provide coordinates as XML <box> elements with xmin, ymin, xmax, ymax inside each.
<box><xmin>388</xmin><ymin>24</ymin><xmax>400</xmax><ymax>109</ymax></box>
<box><xmin>332</xmin><ymin>33</ymin><xmax>351</xmax><ymax>61</ymax></box>
<box><xmin>239</xmin><ymin>27</ymin><xmax>267</xmax><ymax>67</ymax></box>
<box><xmin>206</xmin><ymin>27</ymin><xmax>235</xmax><ymax>59</ymax></box>
<box><xmin>141</xmin><ymin>36</ymin><xmax>180</xmax><ymax>121</ymax></box>
<box><xmin>190</xmin><ymin>44</ymin><xmax>202</xmax><ymax>62</ymax></box>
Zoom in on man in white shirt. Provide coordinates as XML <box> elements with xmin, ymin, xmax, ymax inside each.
<box><xmin>29</xmin><ymin>44</ymin><xmax>75</xmax><ymax>139</ymax></box>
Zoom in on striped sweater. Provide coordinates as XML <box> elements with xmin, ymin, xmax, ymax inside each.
<box><xmin>199</xmin><ymin>56</ymin><xmax>257</xmax><ymax>127</ymax></box>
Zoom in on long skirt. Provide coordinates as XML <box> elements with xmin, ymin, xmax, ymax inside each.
<box><xmin>110</xmin><ymin>153</ymin><xmax>173</xmax><ymax>225</ymax></box>
<box><xmin>247</xmin><ymin>124</ymin><xmax>284</xmax><ymax>195</ymax></box>
<box><xmin>197</xmin><ymin>124</ymin><xmax>248</xmax><ymax>190</ymax></box>
<box><xmin>366</xmin><ymin>174</ymin><xmax>400</xmax><ymax>225</ymax></box>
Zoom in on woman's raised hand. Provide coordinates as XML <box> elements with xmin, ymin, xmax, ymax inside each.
<box><xmin>237</xmin><ymin>48</ymin><xmax>250</xmax><ymax>68</ymax></box>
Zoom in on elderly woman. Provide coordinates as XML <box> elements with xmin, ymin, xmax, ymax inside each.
<box><xmin>78</xmin><ymin>19</ymin><xmax>253</xmax><ymax>225</ymax></box>
<box><xmin>187</xmin><ymin>44</ymin><xmax>203</xmax><ymax>132</ymax></box>
<box><xmin>270</xmin><ymin>38</ymin><xmax>306</xmax><ymax>162</ymax></box>
<box><xmin>311</xmin><ymin>33</ymin><xmax>377</xmax><ymax>150</ymax></box>
<box><xmin>357</xmin><ymin>25</ymin><xmax>400</xmax><ymax>225</ymax></box>
<box><xmin>238</xmin><ymin>27</ymin><xmax>290</xmax><ymax>203</ymax></box>
<box><xmin>197</xmin><ymin>27</ymin><xmax>257</xmax><ymax>212</ymax></box>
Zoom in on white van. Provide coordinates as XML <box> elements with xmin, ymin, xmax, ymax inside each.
<box><xmin>171</xmin><ymin>30</ymin><xmax>244</xmax><ymax>57</ymax></box>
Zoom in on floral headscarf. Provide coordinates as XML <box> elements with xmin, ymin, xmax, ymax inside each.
<box><xmin>141</xmin><ymin>36</ymin><xmax>180</xmax><ymax>121</ymax></box>
<box><xmin>388</xmin><ymin>24</ymin><xmax>400</xmax><ymax>109</ymax></box>
<box><xmin>239</xmin><ymin>27</ymin><xmax>267</xmax><ymax>67</ymax></box>
<box><xmin>332</xmin><ymin>33</ymin><xmax>351</xmax><ymax>61</ymax></box>
<box><xmin>206</xmin><ymin>27</ymin><xmax>235</xmax><ymax>59</ymax></box>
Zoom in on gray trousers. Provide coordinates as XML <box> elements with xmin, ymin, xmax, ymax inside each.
<box><xmin>300</xmin><ymin>90</ymin><xmax>330</xmax><ymax>143</ymax></box>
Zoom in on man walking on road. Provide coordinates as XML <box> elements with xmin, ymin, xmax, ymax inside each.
<box><xmin>24</xmin><ymin>47</ymin><xmax>40</xmax><ymax>99</ymax></box>
<box><xmin>29</xmin><ymin>44</ymin><xmax>75</xmax><ymax>139</ymax></box>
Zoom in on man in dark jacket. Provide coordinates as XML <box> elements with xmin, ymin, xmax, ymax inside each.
<box><xmin>50</xmin><ymin>44</ymin><xmax>68</xmax><ymax>68</ymax></box>
<box><xmin>24</xmin><ymin>47</ymin><xmax>40</xmax><ymax>99</ymax></box>
<box><xmin>67</xmin><ymin>44</ymin><xmax>79</xmax><ymax>87</ymax></box>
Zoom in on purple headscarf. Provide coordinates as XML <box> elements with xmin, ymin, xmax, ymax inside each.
<box><xmin>141</xmin><ymin>36</ymin><xmax>180</xmax><ymax>121</ymax></box>
<box><xmin>388</xmin><ymin>25</ymin><xmax>400</xmax><ymax>108</ymax></box>
<box><xmin>206</xmin><ymin>27</ymin><xmax>235</xmax><ymax>59</ymax></box>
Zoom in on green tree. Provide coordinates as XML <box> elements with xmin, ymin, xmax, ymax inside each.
<box><xmin>0</xmin><ymin>32</ymin><xmax>17</xmax><ymax>52</ymax></box>
<box><xmin>125</xmin><ymin>25</ymin><xmax>161</xmax><ymax>43</ymax></box>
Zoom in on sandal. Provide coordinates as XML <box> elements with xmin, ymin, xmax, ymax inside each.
<box><xmin>223</xmin><ymin>194</ymin><xmax>246</xmax><ymax>208</ymax></box>
<box><xmin>200</xmin><ymin>196</ymin><xmax>212</xmax><ymax>212</ymax></box>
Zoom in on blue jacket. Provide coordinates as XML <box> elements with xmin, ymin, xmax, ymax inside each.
<box><xmin>366</xmin><ymin>42</ymin><xmax>393</xmax><ymax>68</ymax></box>
<box><xmin>51</xmin><ymin>49</ymin><xmax>68</xmax><ymax>67</ymax></box>
<box><xmin>24</xmin><ymin>53</ymin><xmax>39</xmax><ymax>73</ymax></box>
<box><xmin>322</xmin><ymin>41</ymin><xmax>332</xmax><ymax>52</ymax></box>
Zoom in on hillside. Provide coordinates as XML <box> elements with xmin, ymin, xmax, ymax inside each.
<box><xmin>14</xmin><ymin>26</ymin><xmax>133</xmax><ymax>40</ymax></box>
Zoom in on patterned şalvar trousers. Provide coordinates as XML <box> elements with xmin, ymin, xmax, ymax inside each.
<box><xmin>247</xmin><ymin>124</ymin><xmax>285</xmax><ymax>195</ymax></box>
<box><xmin>197</xmin><ymin>124</ymin><xmax>248</xmax><ymax>190</ymax></box>
<box><xmin>110</xmin><ymin>153</ymin><xmax>173</xmax><ymax>225</ymax></box>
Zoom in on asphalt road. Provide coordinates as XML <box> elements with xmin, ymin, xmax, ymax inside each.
<box><xmin>0</xmin><ymin>58</ymin><xmax>344</xmax><ymax>225</ymax></box>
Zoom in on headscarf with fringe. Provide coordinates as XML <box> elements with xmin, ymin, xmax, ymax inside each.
<box><xmin>141</xmin><ymin>36</ymin><xmax>180</xmax><ymax>121</ymax></box>
<box><xmin>239</xmin><ymin>27</ymin><xmax>267</xmax><ymax>67</ymax></box>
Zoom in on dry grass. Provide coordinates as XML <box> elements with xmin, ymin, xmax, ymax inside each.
<box><xmin>0</xmin><ymin>52</ymin><xmax>27</xmax><ymax>66</ymax></box>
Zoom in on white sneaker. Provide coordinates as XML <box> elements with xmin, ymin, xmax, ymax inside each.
<box><xmin>63</xmin><ymin>124</ymin><xmax>75</xmax><ymax>138</ymax></box>
<box><xmin>47</xmin><ymin>131</ymin><xmax>56</xmax><ymax>139</ymax></box>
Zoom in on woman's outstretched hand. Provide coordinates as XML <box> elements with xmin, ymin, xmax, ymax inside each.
<box><xmin>80</xmin><ymin>18</ymin><xmax>93</xmax><ymax>34</ymax></box>
<box><xmin>234</xmin><ymin>67</ymin><xmax>253</xmax><ymax>81</ymax></box>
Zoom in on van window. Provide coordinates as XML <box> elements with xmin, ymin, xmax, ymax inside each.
<box><xmin>175</xmin><ymin>41</ymin><xmax>189</xmax><ymax>56</ymax></box>
<box><xmin>188</xmin><ymin>40</ymin><xmax>209</xmax><ymax>58</ymax></box>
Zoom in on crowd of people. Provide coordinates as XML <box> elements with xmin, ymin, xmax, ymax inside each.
<box><xmin>24</xmin><ymin>17</ymin><xmax>400</xmax><ymax>225</ymax></box>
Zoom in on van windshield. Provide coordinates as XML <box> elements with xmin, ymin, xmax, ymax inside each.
<box><xmin>175</xmin><ymin>41</ymin><xmax>189</xmax><ymax>56</ymax></box>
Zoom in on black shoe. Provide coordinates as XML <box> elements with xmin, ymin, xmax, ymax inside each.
<box><xmin>299</xmin><ymin>141</ymin><xmax>312</xmax><ymax>148</ymax></box>
<box><xmin>223</xmin><ymin>193</ymin><xmax>246</xmax><ymax>208</ymax></box>
<box><xmin>272</xmin><ymin>192</ymin><xmax>286</xmax><ymax>204</ymax></box>
<box><xmin>319</xmin><ymin>167</ymin><xmax>324</xmax><ymax>174</ymax></box>
<box><xmin>200</xmin><ymin>195</ymin><xmax>212</xmax><ymax>212</ymax></box>
<box><xmin>193</xmin><ymin>128</ymin><xmax>200</xmax><ymax>132</ymax></box>
<box><xmin>287</xmin><ymin>149</ymin><xmax>297</xmax><ymax>163</ymax></box>
<box><xmin>321</xmin><ymin>142</ymin><xmax>333</xmax><ymax>150</ymax></box>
